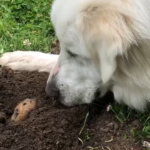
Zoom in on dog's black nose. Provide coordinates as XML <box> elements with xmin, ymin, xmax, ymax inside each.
<box><xmin>45</xmin><ymin>78</ymin><xmax>59</xmax><ymax>98</ymax></box>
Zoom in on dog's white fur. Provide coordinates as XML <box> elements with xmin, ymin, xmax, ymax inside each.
<box><xmin>0</xmin><ymin>51</ymin><xmax>58</xmax><ymax>72</ymax></box>
<box><xmin>1</xmin><ymin>0</ymin><xmax>150</xmax><ymax>111</ymax></box>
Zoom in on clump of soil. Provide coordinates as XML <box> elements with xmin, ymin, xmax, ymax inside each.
<box><xmin>0</xmin><ymin>67</ymin><xmax>144</xmax><ymax>150</ymax></box>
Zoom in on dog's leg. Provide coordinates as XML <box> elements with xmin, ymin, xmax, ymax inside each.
<box><xmin>0</xmin><ymin>51</ymin><xmax>59</xmax><ymax>72</ymax></box>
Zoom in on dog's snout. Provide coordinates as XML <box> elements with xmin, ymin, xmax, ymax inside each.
<box><xmin>45</xmin><ymin>78</ymin><xmax>59</xmax><ymax>98</ymax></box>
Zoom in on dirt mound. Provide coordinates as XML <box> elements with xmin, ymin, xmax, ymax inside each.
<box><xmin>0</xmin><ymin>67</ymin><xmax>144</xmax><ymax>150</ymax></box>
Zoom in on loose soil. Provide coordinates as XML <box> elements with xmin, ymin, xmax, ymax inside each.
<box><xmin>0</xmin><ymin>66</ymin><xmax>145</xmax><ymax>150</ymax></box>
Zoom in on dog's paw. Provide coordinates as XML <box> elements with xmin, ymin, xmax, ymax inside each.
<box><xmin>0</xmin><ymin>51</ymin><xmax>58</xmax><ymax>72</ymax></box>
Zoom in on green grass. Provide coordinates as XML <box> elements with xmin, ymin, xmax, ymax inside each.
<box><xmin>1</xmin><ymin>0</ymin><xmax>150</xmax><ymax>145</ymax></box>
<box><xmin>110</xmin><ymin>103</ymin><xmax>150</xmax><ymax>141</ymax></box>
<box><xmin>0</xmin><ymin>0</ymin><xmax>56</xmax><ymax>54</ymax></box>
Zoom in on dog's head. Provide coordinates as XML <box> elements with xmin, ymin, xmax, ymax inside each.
<box><xmin>46</xmin><ymin>0</ymin><xmax>148</xmax><ymax>106</ymax></box>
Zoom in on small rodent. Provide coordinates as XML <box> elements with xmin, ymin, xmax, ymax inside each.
<box><xmin>11</xmin><ymin>98</ymin><xmax>36</xmax><ymax>122</ymax></box>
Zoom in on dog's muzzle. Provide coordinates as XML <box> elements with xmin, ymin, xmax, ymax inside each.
<box><xmin>45</xmin><ymin>76</ymin><xmax>59</xmax><ymax>98</ymax></box>
<box><xmin>46</xmin><ymin>60</ymin><xmax>60</xmax><ymax>98</ymax></box>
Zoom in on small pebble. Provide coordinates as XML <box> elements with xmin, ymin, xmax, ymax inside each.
<box><xmin>132</xmin><ymin>119</ymin><xmax>141</xmax><ymax>128</ymax></box>
<box><xmin>100</xmin><ymin>127</ymin><xmax>109</xmax><ymax>132</ymax></box>
<box><xmin>114</xmin><ymin>124</ymin><xmax>119</xmax><ymax>130</ymax></box>
<box><xmin>94</xmin><ymin>142</ymin><xmax>99</xmax><ymax>146</ymax></box>
<box><xmin>61</xmin><ymin>119</ymin><xmax>68</xmax><ymax>125</ymax></box>
<box><xmin>58</xmin><ymin>128</ymin><xmax>65</xmax><ymax>134</ymax></box>
<box><xmin>107</xmin><ymin>122</ymin><xmax>114</xmax><ymax>130</ymax></box>
<box><xmin>116</xmin><ymin>132</ymin><xmax>120</xmax><ymax>136</ymax></box>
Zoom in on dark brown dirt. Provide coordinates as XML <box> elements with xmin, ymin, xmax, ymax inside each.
<box><xmin>0</xmin><ymin>67</ymin><xmax>145</xmax><ymax>150</ymax></box>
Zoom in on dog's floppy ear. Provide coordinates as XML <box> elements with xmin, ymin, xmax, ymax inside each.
<box><xmin>76</xmin><ymin>1</ymin><xmax>140</xmax><ymax>83</ymax></box>
<box><xmin>98</xmin><ymin>41</ymin><xmax>118</xmax><ymax>83</ymax></box>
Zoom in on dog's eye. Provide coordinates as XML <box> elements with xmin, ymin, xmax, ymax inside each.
<box><xmin>67</xmin><ymin>50</ymin><xmax>78</xmax><ymax>58</ymax></box>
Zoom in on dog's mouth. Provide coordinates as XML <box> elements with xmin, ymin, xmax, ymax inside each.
<box><xmin>91</xmin><ymin>90</ymin><xmax>115</xmax><ymax>109</ymax></box>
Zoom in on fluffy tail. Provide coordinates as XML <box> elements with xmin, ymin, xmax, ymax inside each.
<box><xmin>0</xmin><ymin>51</ymin><xmax>59</xmax><ymax>73</ymax></box>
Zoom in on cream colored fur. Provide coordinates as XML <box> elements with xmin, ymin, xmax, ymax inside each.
<box><xmin>1</xmin><ymin>0</ymin><xmax>150</xmax><ymax>111</ymax></box>
<box><xmin>0</xmin><ymin>51</ymin><xmax>58</xmax><ymax>72</ymax></box>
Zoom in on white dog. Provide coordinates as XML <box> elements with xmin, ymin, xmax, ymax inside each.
<box><xmin>1</xmin><ymin>0</ymin><xmax>150</xmax><ymax>112</ymax></box>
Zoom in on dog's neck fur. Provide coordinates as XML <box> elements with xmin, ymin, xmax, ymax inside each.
<box><xmin>115</xmin><ymin>41</ymin><xmax>150</xmax><ymax>88</ymax></box>
<box><xmin>112</xmin><ymin>41</ymin><xmax>150</xmax><ymax>111</ymax></box>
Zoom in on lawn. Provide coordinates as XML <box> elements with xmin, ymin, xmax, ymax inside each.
<box><xmin>1</xmin><ymin>0</ymin><xmax>150</xmax><ymax>146</ymax></box>
<box><xmin>0</xmin><ymin>0</ymin><xmax>56</xmax><ymax>54</ymax></box>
